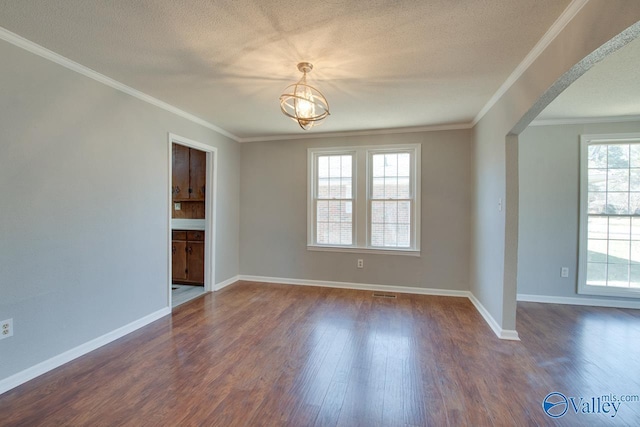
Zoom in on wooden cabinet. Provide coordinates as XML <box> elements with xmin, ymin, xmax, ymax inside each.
<box><xmin>172</xmin><ymin>230</ymin><xmax>205</xmax><ymax>286</ymax></box>
<box><xmin>172</xmin><ymin>144</ymin><xmax>206</xmax><ymax>201</ymax></box>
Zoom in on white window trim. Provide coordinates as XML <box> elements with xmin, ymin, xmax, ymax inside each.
<box><xmin>307</xmin><ymin>144</ymin><xmax>421</xmax><ymax>256</ymax></box>
<box><xmin>578</xmin><ymin>133</ymin><xmax>640</xmax><ymax>299</ymax></box>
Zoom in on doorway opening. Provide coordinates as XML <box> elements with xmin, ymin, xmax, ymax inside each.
<box><xmin>168</xmin><ymin>133</ymin><xmax>217</xmax><ymax>308</ymax></box>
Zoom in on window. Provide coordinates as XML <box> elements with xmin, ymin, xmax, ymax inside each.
<box><xmin>308</xmin><ymin>145</ymin><xmax>420</xmax><ymax>254</ymax></box>
<box><xmin>578</xmin><ymin>133</ymin><xmax>640</xmax><ymax>298</ymax></box>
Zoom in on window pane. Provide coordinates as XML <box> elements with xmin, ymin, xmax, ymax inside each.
<box><xmin>606</xmin><ymin>192</ymin><xmax>629</xmax><ymax>214</ymax></box>
<box><xmin>588</xmin><ymin>145</ymin><xmax>607</xmax><ymax>168</ymax></box>
<box><xmin>384</xmin><ymin>177</ymin><xmax>398</xmax><ymax>199</ymax></box>
<box><xmin>397</xmin><ymin>225</ymin><xmax>410</xmax><ymax>247</ymax></box>
<box><xmin>398</xmin><ymin>201</ymin><xmax>410</xmax><ymax>224</ymax></box>
<box><xmin>630</xmin><ymin>193</ymin><xmax>640</xmax><ymax>215</ymax></box>
<box><xmin>372</xmin><ymin>154</ymin><xmax>385</xmax><ymax>177</ymax></box>
<box><xmin>384</xmin><ymin>154</ymin><xmax>398</xmax><ymax>176</ymax></box>
<box><xmin>588</xmin><ymin>169</ymin><xmax>607</xmax><ymax>191</ymax></box>
<box><xmin>384</xmin><ymin>224</ymin><xmax>397</xmax><ymax>246</ymax></box>
<box><xmin>608</xmin><ymin>169</ymin><xmax>629</xmax><ymax>191</ymax></box>
<box><xmin>328</xmin><ymin>200</ymin><xmax>341</xmax><ymax>222</ymax></box>
<box><xmin>329</xmin><ymin>156</ymin><xmax>341</xmax><ymax>177</ymax></box>
<box><xmin>371</xmin><ymin>201</ymin><xmax>384</xmax><ymax>223</ymax></box>
<box><xmin>631</xmin><ymin>145</ymin><xmax>640</xmax><ymax>167</ymax></box>
<box><xmin>371</xmin><ymin>223</ymin><xmax>384</xmax><ymax>246</ymax></box>
<box><xmin>630</xmin><ymin>265</ymin><xmax>640</xmax><ymax>288</ymax></box>
<box><xmin>384</xmin><ymin>201</ymin><xmax>398</xmax><ymax>223</ymax></box>
<box><xmin>608</xmin><ymin>145</ymin><xmax>629</xmax><ymax>168</ymax></box>
<box><xmin>631</xmin><ymin>242</ymin><xmax>640</xmax><ymax>264</ymax></box>
<box><xmin>340</xmin><ymin>223</ymin><xmax>352</xmax><ymax>245</ymax></box>
<box><xmin>398</xmin><ymin>177</ymin><xmax>410</xmax><ymax>198</ymax></box>
<box><xmin>587</xmin><ymin>239</ymin><xmax>607</xmax><ymax>263</ymax></box>
<box><xmin>328</xmin><ymin>178</ymin><xmax>340</xmax><ymax>199</ymax></box>
<box><xmin>372</xmin><ymin>177</ymin><xmax>385</xmax><ymax>199</ymax></box>
<box><xmin>341</xmin><ymin>201</ymin><xmax>352</xmax><ymax>221</ymax></box>
<box><xmin>608</xmin><ymin>264</ymin><xmax>629</xmax><ymax>287</ymax></box>
<box><xmin>328</xmin><ymin>223</ymin><xmax>341</xmax><ymax>244</ymax></box>
<box><xmin>608</xmin><ymin>240</ymin><xmax>629</xmax><ymax>264</ymax></box>
<box><xmin>317</xmin><ymin>201</ymin><xmax>329</xmax><ymax>222</ymax></box>
<box><xmin>587</xmin><ymin>262</ymin><xmax>607</xmax><ymax>286</ymax></box>
<box><xmin>609</xmin><ymin>217</ymin><xmax>630</xmax><ymax>240</ymax></box>
<box><xmin>318</xmin><ymin>178</ymin><xmax>329</xmax><ymax>198</ymax></box>
<box><xmin>630</xmin><ymin>169</ymin><xmax>640</xmax><ymax>191</ymax></box>
<box><xmin>633</xmin><ymin>217</ymin><xmax>640</xmax><ymax>240</ymax></box>
<box><xmin>318</xmin><ymin>156</ymin><xmax>329</xmax><ymax>178</ymax></box>
<box><xmin>588</xmin><ymin>217</ymin><xmax>607</xmax><ymax>239</ymax></box>
<box><xmin>341</xmin><ymin>155</ymin><xmax>352</xmax><ymax>177</ymax></box>
<box><xmin>588</xmin><ymin>192</ymin><xmax>606</xmax><ymax>214</ymax></box>
<box><xmin>317</xmin><ymin>222</ymin><xmax>329</xmax><ymax>244</ymax></box>
<box><xmin>398</xmin><ymin>153</ymin><xmax>411</xmax><ymax>175</ymax></box>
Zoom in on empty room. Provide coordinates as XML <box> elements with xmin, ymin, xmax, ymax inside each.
<box><xmin>1</xmin><ymin>1</ymin><xmax>640</xmax><ymax>425</ymax></box>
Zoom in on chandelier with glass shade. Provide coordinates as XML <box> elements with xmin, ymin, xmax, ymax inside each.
<box><xmin>279</xmin><ymin>62</ymin><xmax>330</xmax><ymax>130</ymax></box>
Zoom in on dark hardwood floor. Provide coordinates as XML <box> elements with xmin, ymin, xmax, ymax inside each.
<box><xmin>1</xmin><ymin>281</ymin><xmax>639</xmax><ymax>426</ymax></box>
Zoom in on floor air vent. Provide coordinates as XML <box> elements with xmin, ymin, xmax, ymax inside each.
<box><xmin>372</xmin><ymin>293</ymin><xmax>397</xmax><ymax>299</ymax></box>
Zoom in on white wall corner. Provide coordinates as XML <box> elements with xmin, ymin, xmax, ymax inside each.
<box><xmin>0</xmin><ymin>307</ymin><xmax>170</xmax><ymax>396</ymax></box>
<box><xmin>468</xmin><ymin>293</ymin><xmax>520</xmax><ymax>341</ymax></box>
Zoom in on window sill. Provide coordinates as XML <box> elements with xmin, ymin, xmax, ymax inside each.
<box><xmin>579</xmin><ymin>284</ymin><xmax>640</xmax><ymax>299</ymax></box>
<box><xmin>307</xmin><ymin>245</ymin><xmax>420</xmax><ymax>257</ymax></box>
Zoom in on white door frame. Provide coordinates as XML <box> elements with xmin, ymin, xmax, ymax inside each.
<box><xmin>167</xmin><ymin>133</ymin><xmax>218</xmax><ymax>309</ymax></box>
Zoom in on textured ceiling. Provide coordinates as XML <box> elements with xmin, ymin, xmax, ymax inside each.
<box><xmin>0</xmin><ymin>0</ymin><xmax>571</xmax><ymax>139</ymax></box>
<box><xmin>537</xmin><ymin>34</ymin><xmax>640</xmax><ymax>122</ymax></box>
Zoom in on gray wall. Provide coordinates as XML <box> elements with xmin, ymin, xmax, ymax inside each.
<box><xmin>0</xmin><ymin>39</ymin><xmax>240</xmax><ymax>380</ymax></box>
<box><xmin>471</xmin><ymin>1</ymin><xmax>640</xmax><ymax>332</ymax></box>
<box><xmin>240</xmin><ymin>130</ymin><xmax>472</xmax><ymax>290</ymax></box>
<box><xmin>518</xmin><ymin>121</ymin><xmax>640</xmax><ymax>301</ymax></box>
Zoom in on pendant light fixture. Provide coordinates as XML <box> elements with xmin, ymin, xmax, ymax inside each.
<box><xmin>279</xmin><ymin>62</ymin><xmax>330</xmax><ymax>130</ymax></box>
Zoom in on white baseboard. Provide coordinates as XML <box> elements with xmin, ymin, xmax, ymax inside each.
<box><xmin>517</xmin><ymin>293</ymin><xmax>640</xmax><ymax>309</ymax></box>
<box><xmin>466</xmin><ymin>294</ymin><xmax>520</xmax><ymax>341</ymax></box>
<box><xmin>0</xmin><ymin>307</ymin><xmax>170</xmax><ymax>396</ymax></box>
<box><xmin>238</xmin><ymin>275</ymin><xmax>470</xmax><ymax>297</ymax></box>
<box><xmin>214</xmin><ymin>275</ymin><xmax>240</xmax><ymax>291</ymax></box>
<box><xmin>238</xmin><ymin>275</ymin><xmax>519</xmax><ymax>340</ymax></box>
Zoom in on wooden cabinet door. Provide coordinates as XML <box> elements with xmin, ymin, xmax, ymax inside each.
<box><xmin>172</xmin><ymin>240</ymin><xmax>188</xmax><ymax>281</ymax></box>
<box><xmin>189</xmin><ymin>148</ymin><xmax>206</xmax><ymax>200</ymax></box>
<box><xmin>187</xmin><ymin>241</ymin><xmax>205</xmax><ymax>284</ymax></box>
<box><xmin>172</xmin><ymin>144</ymin><xmax>190</xmax><ymax>200</ymax></box>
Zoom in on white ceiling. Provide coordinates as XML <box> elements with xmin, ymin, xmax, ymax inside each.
<box><xmin>0</xmin><ymin>0</ymin><xmax>573</xmax><ymax>140</ymax></box>
<box><xmin>536</xmin><ymin>34</ymin><xmax>640</xmax><ymax>123</ymax></box>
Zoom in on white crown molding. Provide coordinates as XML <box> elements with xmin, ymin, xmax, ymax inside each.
<box><xmin>0</xmin><ymin>307</ymin><xmax>170</xmax><ymax>396</ymax></box>
<box><xmin>530</xmin><ymin>115</ymin><xmax>640</xmax><ymax>127</ymax></box>
<box><xmin>518</xmin><ymin>293</ymin><xmax>640</xmax><ymax>309</ymax></box>
<box><xmin>237</xmin><ymin>122</ymin><xmax>473</xmax><ymax>143</ymax></box>
<box><xmin>0</xmin><ymin>26</ymin><xmax>240</xmax><ymax>142</ymax></box>
<box><xmin>471</xmin><ymin>0</ymin><xmax>590</xmax><ymax>127</ymax></box>
<box><xmin>1</xmin><ymin>0</ymin><xmax>588</xmax><ymax>146</ymax></box>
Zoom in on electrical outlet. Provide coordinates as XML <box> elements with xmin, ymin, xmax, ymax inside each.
<box><xmin>174</xmin><ymin>203</ymin><xmax>181</xmax><ymax>211</ymax></box>
<box><xmin>1</xmin><ymin>319</ymin><xmax>13</xmax><ymax>340</ymax></box>
<box><xmin>357</xmin><ymin>259</ymin><xmax>364</xmax><ymax>269</ymax></box>
<box><xmin>561</xmin><ymin>267</ymin><xmax>569</xmax><ymax>278</ymax></box>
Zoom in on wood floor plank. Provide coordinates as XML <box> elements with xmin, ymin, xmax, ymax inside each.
<box><xmin>2</xmin><ymin>281</ymin><xmax>640</xmax><ymax>426</ymax></box>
